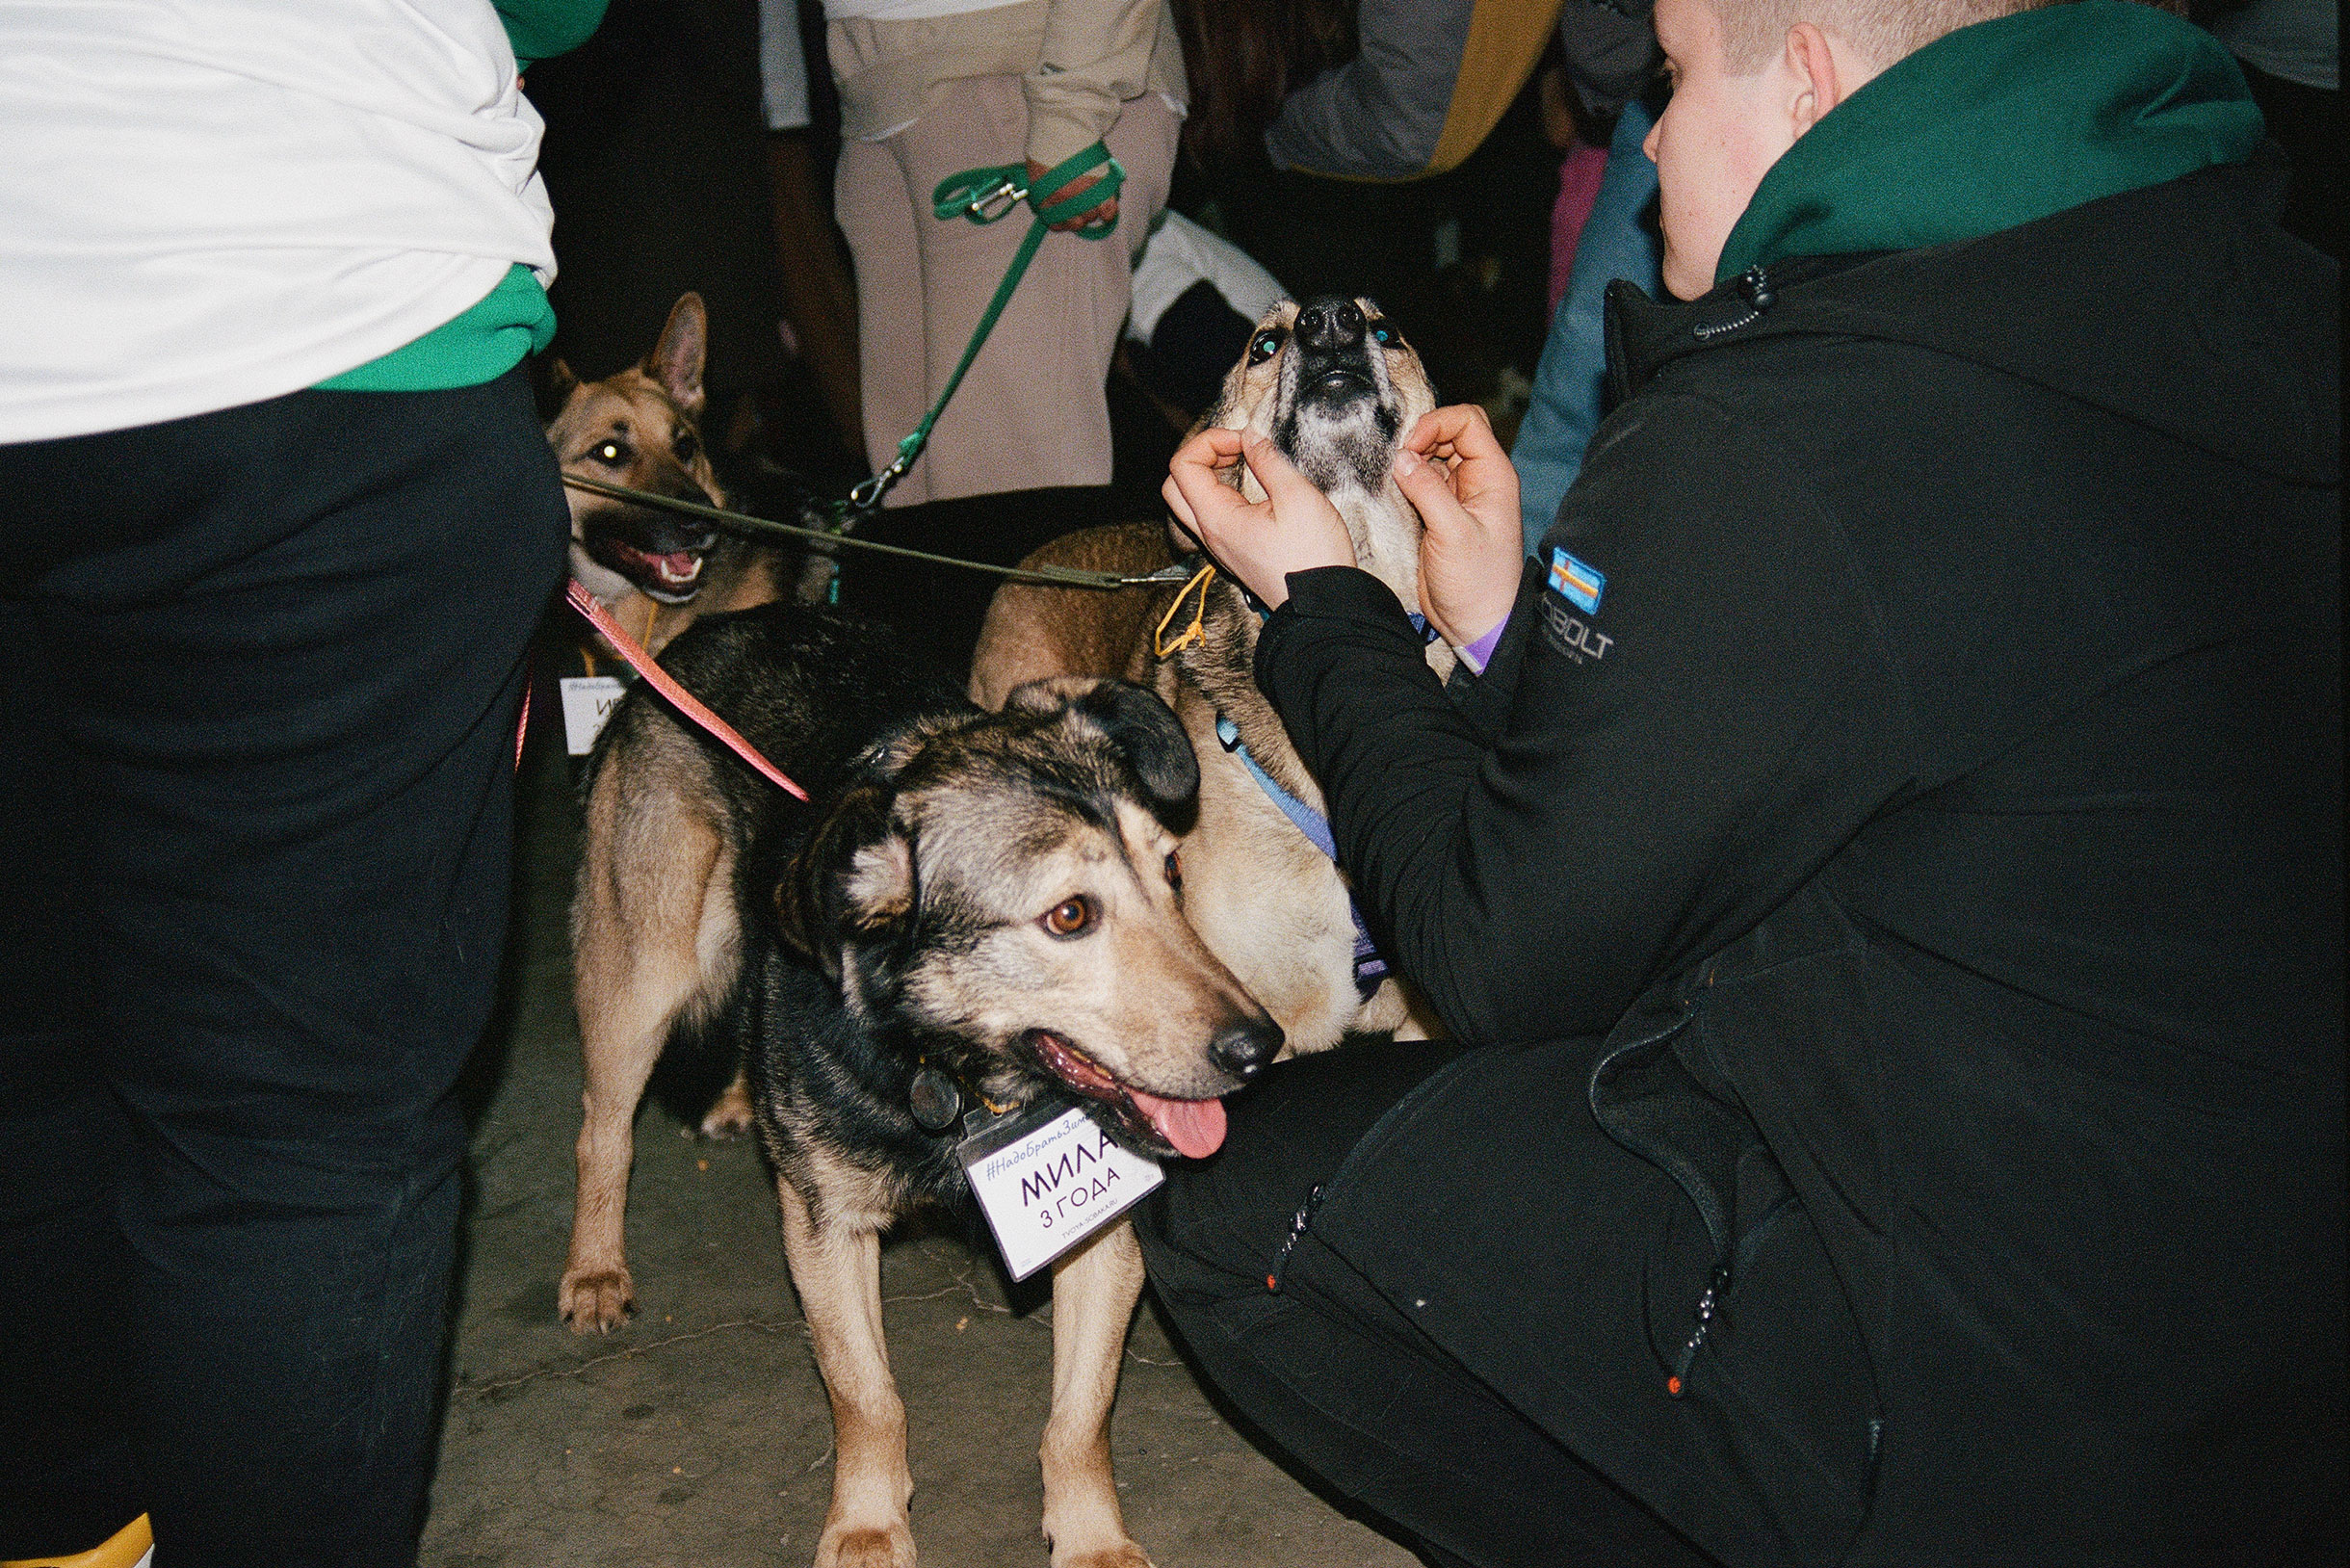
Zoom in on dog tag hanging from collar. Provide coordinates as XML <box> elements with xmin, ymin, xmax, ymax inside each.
<box><xmin>908</xmin><ymin>1066</ymin><xmax>963</xmax><ymax>1133</ymax></box>
<box><xmin>955</xmin><ymin>1101</ymin><xmax>1163</xmax><ymax>1281</ymax></box>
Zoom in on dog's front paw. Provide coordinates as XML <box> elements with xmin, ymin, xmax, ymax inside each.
<box><xmin>558</xmin><ymin>1266</ymin><xmax>637</xmax><ymax>1334</ymax></box>
<box><xmin>1042</xmin><ymin>1473</ymin><xmax>1149</xmax><ymax>1567</ymax></box>
<box><xmin>698</xmin><ymin>1074</ymin><xmax>755</xmax><ymax>1139</ymax></box>
<box><xmin>813</xmin><ymin>1521</ymin><xmax>915</xmax><ymax>1568</ymax></box>
<box><xmin>1049</xmin><ymin>1537</ymin><xmax>1154</xmax><ymax>1568</ymax></box>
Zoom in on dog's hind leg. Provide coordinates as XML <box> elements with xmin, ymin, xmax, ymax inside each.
<box><xmin>1040</xmin><ymin>1218</ymin><xmax>1153</xmax><ymax>1568</ymax></box>
<box><xmin>561</xmin><ymin>761</ymin><xmax>737</xmax><ymax>1333</ymax></box>
<box><xmin>699</xmin><ymin>1069</ymin><xmax>756</xmax><ymax>1138</ymax></box>
<box><xmin>777</xmin><ymin>1171</ymin><xmax>916</xmax><ymax>1568</ymax></box>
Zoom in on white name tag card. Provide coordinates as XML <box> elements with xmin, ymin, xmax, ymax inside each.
<box><xmin>957</xmin><ymin>1104</ymin><xmax>1163</xmax><ymax>1281</ymax></box>
<box><xmin>559</xmin><ymin>675</ymin><xmax>627</xmax><ymax>756</ymax></box>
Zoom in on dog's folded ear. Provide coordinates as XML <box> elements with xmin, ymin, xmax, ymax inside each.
<box><xmin>1007</xmin><ymin>677</ymin><xmax>1200</xmax><ymax>830</ymax></box>
<box><xmin>773</xmin><ymin>781</ymin><xmax>913</xmax><ymax>982</ymax></box>
<box><xmin>1077</xmin><ymin>681</ymin><xmax>1199</xmax><ymax>821</ymax></box>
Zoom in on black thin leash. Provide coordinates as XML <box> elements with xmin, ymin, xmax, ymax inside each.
<box><xmin>561</xmin><ymin>475</ymin><xmax>1197</xmax><ymax>592</ymax></box>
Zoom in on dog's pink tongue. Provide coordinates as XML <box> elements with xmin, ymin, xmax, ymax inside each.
<box><xmin>653</xmin><ymin>551</ymin><xmax>696</xmax><ymax>584</ymax></box>
<box><xmin>1128</xmin><ymin>1089</ymin><xmax>1227</xmax><ymax>1159</ymax></box>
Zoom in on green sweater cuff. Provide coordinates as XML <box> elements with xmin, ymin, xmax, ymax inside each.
<box><xmin>497</xmin><ymin>0</ymin><xmax>610</xmax><ymax>66</ymax></box>
<box><xmin>313</xmin><ymin>265</ymin><xmax>554</xmax><ymax>394</ymax></box>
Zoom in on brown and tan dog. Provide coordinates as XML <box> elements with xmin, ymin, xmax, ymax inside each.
<box><xmin>972</xmin><ymin>296</ymin><xmax>1449</xmax><ymax>1056</ymax></box>
<box><xmin>563</xmin><ymin>601</ymin><xmax>1277</xmax><ymax>1568</ymax></box>
<box><xmin>547</xmin><ymin>291</ymin><xmax>797</xmax><ymax>661</ymax></box>
<box><xmin>550</xmin><ymin>292</ymin><xmax>833</xmax><ymax>1146</ymax></box>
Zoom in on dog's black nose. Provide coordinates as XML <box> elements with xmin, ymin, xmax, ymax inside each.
<box><xmin>1294</xmin><ymin>298</ymin><xmax>1365</xmax><ymax>353</ymax></box>
<box><xmin>1209</xmin><ymin>1017</ymin><xmax>1285</xmax><ymax>1080</ymax></box>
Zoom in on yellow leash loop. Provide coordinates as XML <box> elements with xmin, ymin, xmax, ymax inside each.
<box><xmin>1154</xmin><ymin>562</ymin><xmax>1217</xmax><ymax>659</ymax></box>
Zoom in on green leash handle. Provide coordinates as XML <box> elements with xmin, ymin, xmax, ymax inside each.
<box><xmin>931</xmin><ymin>141</ymin><xmax>1126</xmax><ymax>234</ymax></box>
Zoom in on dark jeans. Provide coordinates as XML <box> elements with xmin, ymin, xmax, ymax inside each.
<box><xmin>1135</xmin><ymin>1036</ymin><xmax>1720</xmax><ymax>1568</ymax></box>
<box><xmin>0</xmin><ymin>371</ymin><xmax>566</xmax><ymax>1564</ymax></box>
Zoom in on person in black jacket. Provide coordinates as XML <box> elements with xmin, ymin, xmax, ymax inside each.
<box><xmin>1139</xmin><ymin>0</ymin><xmax>2343</xmax><ymax>1564</ymax></box>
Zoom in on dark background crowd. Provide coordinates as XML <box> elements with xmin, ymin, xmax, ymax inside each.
<box><xmin>526</xmin><ymin>0</ymin><xmax>2336</xmax><ymax>536</ymax></box>
<box><xmin>534</xmin><ymin>0</ymin><xmax>1608</xmax><ymax>516</ymax></box>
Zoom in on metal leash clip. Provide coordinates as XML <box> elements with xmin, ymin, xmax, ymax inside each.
<box><xmin>966</xmin><ymin>176</ymin><xmax>1028</xmax><ymax>222</ymax></box>
<box><xmin>846</xmin><ymin>450</ymin><xmax>913</xmax><ymax>514</ymax></box>
<box><xmin>1127</xmin><ymin>562</ymin><xmax>1211</xmax><ymax>585</ymax></box>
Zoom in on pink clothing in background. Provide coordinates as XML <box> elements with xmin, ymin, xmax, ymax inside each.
<box><xmin>1547</xmin><ymin>143</ymin><xmax>1609</xmax><ymax>315</ymax></box>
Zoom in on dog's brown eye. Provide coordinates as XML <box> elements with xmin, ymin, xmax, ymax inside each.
<box><xmin>673</xmin><ymin>430</ymin><xmax>698</xmax><ymax>462</ymax></box>
<box><xmin>1247</xmin><ymin>328</ymin><xmax>1286</xmax><ymax>366</ymax></box>
<box><xmin>591</xmin><ymin>440</ymin><xmax>627</xmax><ymax>465</ymax></box>
<box><xmin>1042</xmin><ymin>897</ymin><xmax>1095</xmax><ymax>937</ymax></box>
<box><xmin>1163</xmin><ymin>850</ymin><xmax>1182</xmax><ymax>891</ymax></box>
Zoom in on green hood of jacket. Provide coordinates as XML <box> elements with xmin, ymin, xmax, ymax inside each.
<box><xmin>1716</xmin><ymin>0</ymin><xmax>2264</xmax><ymax>282</ymax></box>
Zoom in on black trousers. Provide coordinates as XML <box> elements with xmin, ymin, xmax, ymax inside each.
<box><xmin>0</xmin><ymin>372</ymin><xmax>566</xmax><ymax>1564</ymax></box>
<box><xmin>1135</xmin><ymin>1036</ymin><xmax>1722</xmax><ymax>1568</ymax></box>
<box><xmin>1138</xmin><ymin>1028</ymin><xmax>2348</xmax><ymax>1568</ymax></box>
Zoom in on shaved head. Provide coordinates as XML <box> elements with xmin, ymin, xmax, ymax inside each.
<box><xmin>1709</xmin><ymin>0</ymin><xmax>2050</xmax><ymax>73</ymax></box>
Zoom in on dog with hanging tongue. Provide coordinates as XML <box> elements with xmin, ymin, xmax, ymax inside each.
<box><xmin>561</xmin><ymin>598</ymin><xmax>1277</xmax><ymax>1568</ymax></box>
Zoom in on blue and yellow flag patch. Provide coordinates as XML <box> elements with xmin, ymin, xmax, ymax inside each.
<box><xmin>1549</xmin><ymin>547</ymin><xmax>1605</xmax><ymax>614</ymax></box>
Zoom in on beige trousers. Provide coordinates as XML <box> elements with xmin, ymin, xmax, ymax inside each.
<box><xmin>835</xmin><ymin>76</ymin><xmax>1177</xmax><ymax>506</ymax></box>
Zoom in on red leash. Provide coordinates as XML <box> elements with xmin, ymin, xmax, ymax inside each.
<box><xmin>562</xmin><ymin>580</ymin><xmax>810</xmax><ymax>801</ymax></box>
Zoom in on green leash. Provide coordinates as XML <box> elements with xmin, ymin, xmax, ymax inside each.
<box><xmin>839</xmin><ymin>142</ymin><xmax>1127</xmax><ymax>518</ymax></box>
<box><xmin>802</xmin><ymin>144</ymin><xmax>1128</xmax><ymax>597</ymax></box>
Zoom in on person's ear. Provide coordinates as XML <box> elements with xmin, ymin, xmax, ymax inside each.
<box><xmin>1783</xmin><ymin>21</ymin><xmax>1866</xmax><ymax>138</ymax></box>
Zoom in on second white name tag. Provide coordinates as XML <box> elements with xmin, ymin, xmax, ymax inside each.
<box><xmin>559</xmin><ymin>675</ymin><xmax>627</xmax><ymax>756</ymax></box>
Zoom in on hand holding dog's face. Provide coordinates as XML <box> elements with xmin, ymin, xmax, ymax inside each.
<box><xmin>1165</xmin><ymin>405</ymin><xmax>1526</xmax><ymax>643</ymax></box>
<box><xmin>1162</xmin><ymin>427</ymin><xmax>1353</xmax><ymax>610</ymax></box>
<box><xmin>1172</xmin><ymin>295</ymin><xmax>1492</xmax><ymax>623</ymax></box>
<box><xmin>1395</xmin><ymin>404</ymin><xmax>1527</xmax><ymax>649</ymax></box>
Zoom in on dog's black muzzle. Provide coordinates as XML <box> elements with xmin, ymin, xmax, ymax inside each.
<box><xmin>1274</xmin><ymin>296</ymin><xmax>1400</xmax><ymax>490</ymax></box>
<box><xmin>1290</xmin><ymin>296</ymin><xmax>1379</xmax><ymax>409</ymax></box>
<box><xmin>1208</xmin><ymin>1016</ymin><xmax>1283</xmax><ymax>1080</ymax></box>
<box><xmin>579</xmin><ymin>474</ymin><xmax>722</xmax><ymax>601</ymax></box>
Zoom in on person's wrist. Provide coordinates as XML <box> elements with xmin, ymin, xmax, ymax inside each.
<box><xmin>1022</xmin><ymin>111</ymin><xmax>1109</xmax><ymax>184</ymax></box>
<box><xmin>1432</xmin><ymin>562</ymin><xmax>1520</xmax><ymax>650</ymax></box>
<box><xmin>1454</xmin><ymin>611</ymin><xmax>1510</xmax><ymax>674</ymax></box>
<box><xmin>1254</xmin><ymin>555</ymin><xmax>1349</xmax><ymax>611</ymax></box>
